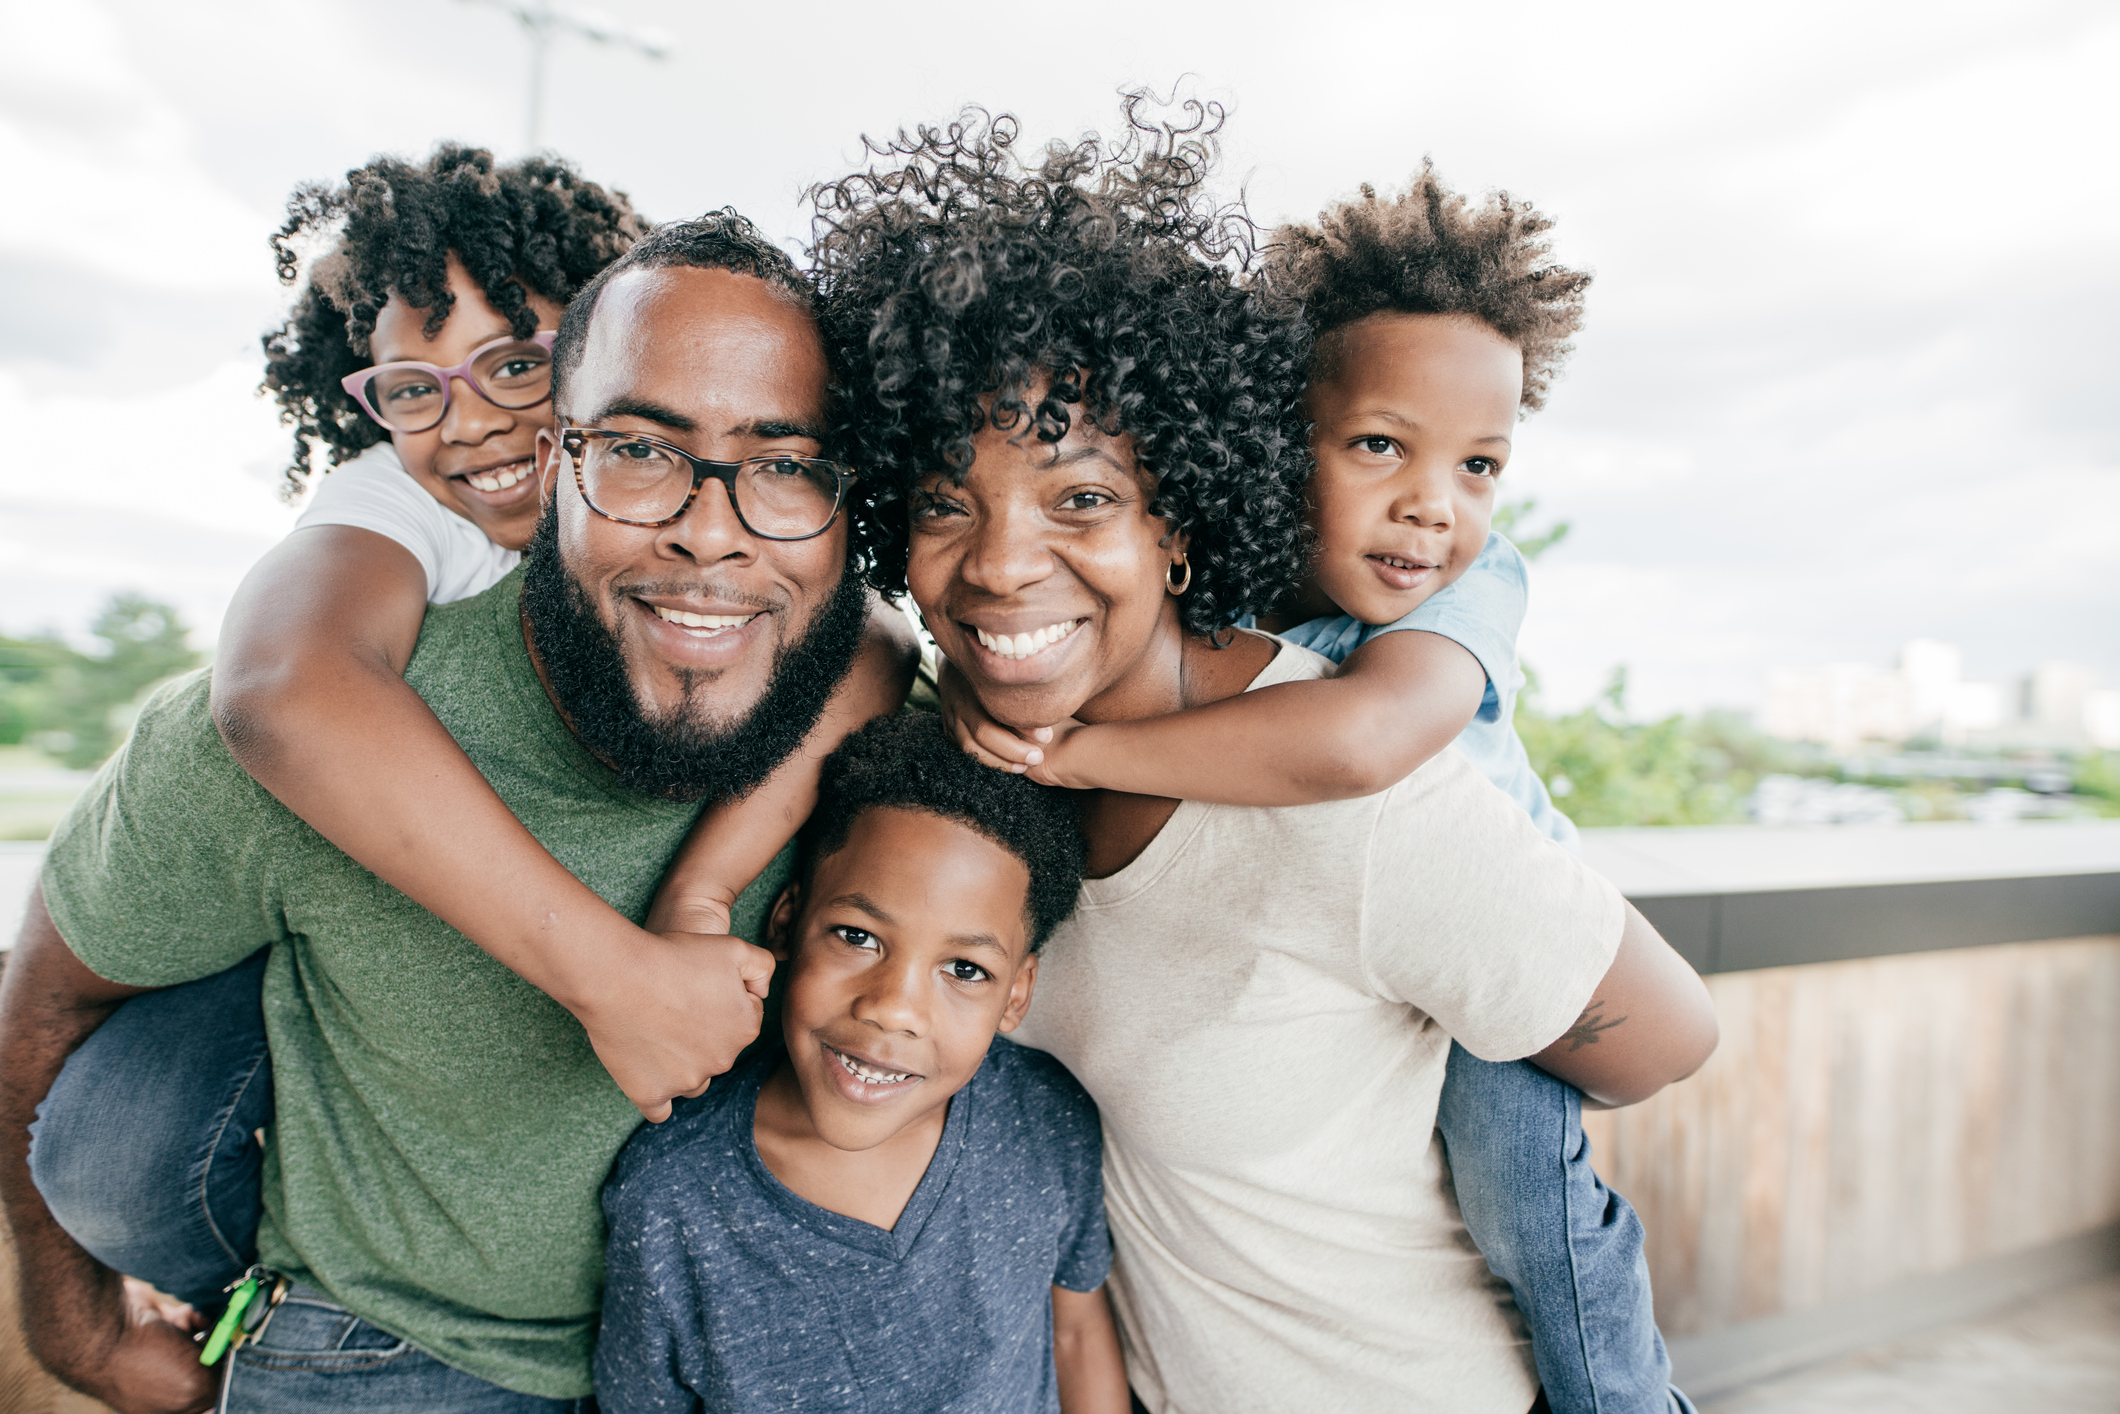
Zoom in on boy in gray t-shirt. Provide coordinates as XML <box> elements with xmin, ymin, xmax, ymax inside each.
<box><xmin>595</xmin><ymin>715</ymin><xmax>1125</xmax><ymax>1413</ymax></box>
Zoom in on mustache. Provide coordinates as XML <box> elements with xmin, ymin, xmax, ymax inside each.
<box><xmin>612</xmin><ymin>577</ymin><xmax>785</xmax><ymax>613</ymax></box>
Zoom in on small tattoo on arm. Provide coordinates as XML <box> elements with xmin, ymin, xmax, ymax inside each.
<box><xmin>1562</xmin><ymin>999</ymin><xmax>1627</xmax><ymax>1050</ymax></box>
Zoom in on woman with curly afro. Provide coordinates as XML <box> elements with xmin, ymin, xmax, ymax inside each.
<box><xmin>943</xmin><ymin>161</ymin><xmax>1701</xmax><ymax>1412</ymax></box>
<box><xmin>814</xmin><ymin>103</ymin><xmax>1716</xmax><ymax>1413</ymax></box>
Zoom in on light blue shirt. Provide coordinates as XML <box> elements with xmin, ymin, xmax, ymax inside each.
<box><xmin>1248</xmin><ymin>533</ymin><xmax>1579</xmax><ymax>851</ymax></box>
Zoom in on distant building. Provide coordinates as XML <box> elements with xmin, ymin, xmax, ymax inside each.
<box><xmin>1762</xmin><ymin>664</ymin><xmax>1911</xmax><ymax>750</ymax></box>
<box><xmin>2089</xmin><ymin>691</ymin><xmax>2120</xmax><ymax>751</ymax></box>
<box><xmin>1763</xmin><ymin>642</ymin><xmax>2108</xmax><ymax>750</ymax></box>
<box><xmin>2022</xmin><ymin>662</ymin><xmax>2093</xmax><ymax>734</ymax></box>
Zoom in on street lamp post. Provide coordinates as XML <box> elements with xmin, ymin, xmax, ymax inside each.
<box><xmin>460</xmin><ymin>0</ymin><xmax>673</xmax><ymax>151</ymax></box>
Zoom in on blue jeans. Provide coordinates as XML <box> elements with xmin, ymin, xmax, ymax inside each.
<box><xmin>1437</xmin><ymin>1044</ymin><xmax>1695</xmax><ymax>1414</ymax></box>
<box><xmin>36</xmin><ymin>961</ymin><xmax>1683</xmax><ymax>1412</ymax></box>
<box><xmin>217</xmin><ymin>1284</ymin><xmax>591</xmax><ymax>1413</ymax></box>
<box><xmin>30</xmin><ymin>959</ymin><xmax>571</xmax><ymax>1408</ymax></box>
<box><xmin>29</xmin><ymin>950</ymin><xmax>272</xmax><ymax>1309</ymax></box>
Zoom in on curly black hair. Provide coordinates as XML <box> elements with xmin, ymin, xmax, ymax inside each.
<box><xmin>1266</xmin><ymin>159</ymin><xmax>1591</xmax><ymax>412</ymax></box>
<box><xmin>260</xmin><ymin>143</ymin><xmax>646</xmax><ymax>498</ymax></box>
<box><xmin>796</xmin><ymin>713</ymin><xmax>1085</xmax><ymax>951</ymax></box>
<box><xmin>807</xmin><ymin>96</ymin><xmax>1313</xmax><ymax>633</ymax></box>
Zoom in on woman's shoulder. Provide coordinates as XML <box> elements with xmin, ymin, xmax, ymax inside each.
<box><xmin>1235</xmin><ymin>630</ymin><xmax>1338</xmax><ymax>689</ymax></box>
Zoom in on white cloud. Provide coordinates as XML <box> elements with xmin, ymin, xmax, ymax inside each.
<box><xmin>0</xmin><ymin>0</ymin><xmax>279</xmax><ymax>294</ymax></box>
<box><xmin>3</xmin><ymin>0</ymin><xmax>2115</xmax><ymax>718</ymax></box>
<box><xmin>1510</xmin><ymin>426</ymin><xmax>1697</xmax><ymax>495</ymax></box>
<box><xmin>0</xmin><ymin>359</ymin><xmax>300</xmax><ymax>647</ymax></box>
<box><xmin>0</xmin><ymin>361</ymin><xmax>298</xmax><ymax>538</ymax></box>
<box><xmin>1714</xmin><ymin>20</ymin><xmax>2120</xmax><ymax>285</ymax></box>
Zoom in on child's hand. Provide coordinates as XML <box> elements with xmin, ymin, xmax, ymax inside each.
<box><xmin>938</xmin><ymin>657</ymin><xmax>1055</xmax><ymax>774</ymax></box>
<box><xmin>571</xmin><ymin>926</ymin><xmax>776</xmax><ymax>1122</ymax></box>
<box><xmin>645</xmin><ymin>893</ymin><xmax>733</xmax><ymax>940</ymax></box>
<box><xmin>1016</xmin><ymin>717</ymin><xmax>1101</xmax><ymax>789</ymax></box>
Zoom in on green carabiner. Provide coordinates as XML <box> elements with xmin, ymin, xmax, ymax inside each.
<box><xmin>198</xmin><ymin>1273</ymin><xmax>263</xmax><ymax>1366</ymax></box>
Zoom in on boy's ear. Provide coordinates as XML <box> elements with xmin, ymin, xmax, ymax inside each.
<box><xmin>995</xmin><ymin>952</ymin><xmax>1038</xmax><ymax>1035</ymax></box>
<box><xmin>765</xmin><ymin>883</ymin><xmax>801</xmax><ymax>962</ymax></box>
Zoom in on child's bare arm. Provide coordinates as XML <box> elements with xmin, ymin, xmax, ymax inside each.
<box><xmin>948</xmin><ymin>628</ymin><xmax>1487</xmax><ymax>804</ymax></box>
<box><xmin>645</xmin><ymin>599</ymin><xmax>920</xmax><ymax>937</ymax></box>
<box><xmin>211</xmin><ymin>526</ymin><xmax>772</xmax><ymax>1121</ymax></box>
<box><xmin>1051</xmin><ymin>1285</ymin><xmax>1131</xmax><ymax>1414</ymax></box>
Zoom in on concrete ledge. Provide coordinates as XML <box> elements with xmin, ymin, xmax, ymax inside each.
<box><xmin>1583</xmin><ymin>821</ymin><xmax>2120</xmax><ymax>896</ymax></box>
<box><xmin>1667</xmin><ymin>1222</ymin><xmax>2120</xmax><ymax>1399</ymax></box>
<box><xmin>1635</xmin><ymin>871</ymin><xmax>2120</xmax><ymax>974</ymax></box>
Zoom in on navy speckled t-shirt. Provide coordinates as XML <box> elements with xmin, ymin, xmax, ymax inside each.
<box><xmin>594</xmin><ymin>1037</ymin><xmax>1110</xmax><ymax>1412</ymax></box>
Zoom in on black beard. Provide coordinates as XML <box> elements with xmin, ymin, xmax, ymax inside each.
<box><xmin>519</xmin><ymin>505</ymin><xmax>868</xmax><ymax>803</ymax></box>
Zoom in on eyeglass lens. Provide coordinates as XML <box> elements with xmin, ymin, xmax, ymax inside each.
<box><xmin>361</xmin><ymin>340</ymin><xmax>554</xmax><ymax>433</ymax></box>
<box><xmin>577</xmin><ymin>438</ymin><xmax>843</xmax><ymax>537</ymax></box>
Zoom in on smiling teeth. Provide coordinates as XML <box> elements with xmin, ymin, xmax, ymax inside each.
<box><xmin>834</xmin><ymin>1049</ymin><xmax>914</xmax><ymax>1086</ymax></box>
<box><xmin>652</xmin><ymin>605</ymin><xmax>757</xmax><ymax>635</ymax></box>
<box><xmin>463</xmin><ymin>461</ymin><xmax>532</xmax><ymax>492</ymax></box>
<box><xmin>973</xmin><ymin>620</ymin><xmax>1081</xmax><ymax>660</ymax></box>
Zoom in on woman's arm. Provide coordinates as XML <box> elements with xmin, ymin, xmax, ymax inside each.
<box><xmin>1051</xmin><ymin>1285</ymin><xmax>1131</xmax><ymax>1414</ymax></box>
<box><xmin>1529</xmin><ymin>902</ymin><xmax>1719</xmax><ymax>1108</ymax></box>
<box><xmin>947</xmin><ymin>628</ymin><xmax>1486</xmax><ymax>804</ymax></box>
<box><xmin>644</xmin><ymin>599</ymin><xmax>919</xmax><ymax>937</ymax></box>
<box><xmin>211</xmin><ymin>526</ymin><xmax>773</xmax><ymax>1121</ymax></box>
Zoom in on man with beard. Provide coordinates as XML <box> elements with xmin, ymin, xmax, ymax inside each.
<box><xmin>0</xmin><ymin>213</ymin><xmax>906</xmax><ymax>1412</ymax></box>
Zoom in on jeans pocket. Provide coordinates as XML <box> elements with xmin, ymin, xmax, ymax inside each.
<box><xmin>233</xmin><ymin>1293</ymin><xmax>415</xmax><ymax>1372</ymax></box>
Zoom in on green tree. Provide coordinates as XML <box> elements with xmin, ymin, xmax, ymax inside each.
<box><xmin>1493</xmin><ymin>497</ymin><xmax>1570</xmax><ymax>561</ymax></box>
<box><xmin>0</xmin><ymin>595</ymin><xmax>203</xmax><ymax>768</ymax></box>
<box><xmin>2076</xmin><ymin>753</ymin><xmax>2120</xmax><ymax>817</ymax></box>
<box><xmin>1516</xmin><ymin>668</ymin><xmax>1739</xmax><ymax>826</ymax></box>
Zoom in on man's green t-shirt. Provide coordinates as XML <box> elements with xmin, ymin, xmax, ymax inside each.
<box><xmin>41</xmin><ymin>569</ymin><xmax>790</xmax><ymax>1397</ymax></box>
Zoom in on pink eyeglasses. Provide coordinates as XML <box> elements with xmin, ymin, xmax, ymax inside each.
<box><xmin>340</xmin><ymin>331</ymin><xmax>558</xmax><ymax>434</ymax></box>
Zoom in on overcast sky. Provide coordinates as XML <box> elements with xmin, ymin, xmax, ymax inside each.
<box><xmin>2</xmin><ymin>0</ymin><xmax>2114</xmax><ymax>716</ymax></box>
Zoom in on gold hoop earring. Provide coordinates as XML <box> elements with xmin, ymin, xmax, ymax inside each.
<box><xmin>1166</xmin><ymin>557</ymin><xmax>1191</xmax><ymax>596</ymax></box>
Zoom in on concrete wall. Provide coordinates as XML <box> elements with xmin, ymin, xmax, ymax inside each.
<box><xmin>1583</xmin><ymin>935</ymin><xmax>2120</xmax><ymax>1340</ymax></box>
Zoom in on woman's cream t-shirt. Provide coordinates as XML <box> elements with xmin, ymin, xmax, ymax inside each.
<box><xmin>1010</xmin><ymin>638</ymin><xmax>1625</xmax><ymax>1414</ymax></box>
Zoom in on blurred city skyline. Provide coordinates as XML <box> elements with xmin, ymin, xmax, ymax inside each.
<box><xmin>1</xmin><ymin>0</ymin><xmax>2115</xmax><ymax>718</ymax></box>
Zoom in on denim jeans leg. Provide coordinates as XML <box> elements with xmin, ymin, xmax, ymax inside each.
<box><xmin>218</xmin><ymin>1287</ymin><xmax>593</xmax><ymax>1414</ymax></box>
<box><xmin>29</xmin><ymin>949</ymin><xmax>273</xmax><ymax>1309</ymax></box>
<box><xmin>1437</xmin><ymin>1044</ymin><xmax>1690</xmax><ymax>1414</ymax></box>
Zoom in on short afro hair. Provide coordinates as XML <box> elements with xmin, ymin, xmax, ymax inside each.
<box><xmin>808</xmin><ymin>96</ymin><xmax>1313</xmax><ymax>633</ymax></box>
<box><xmin>260</xmin><ymin>143</ymin><xmax>646</xmax><ymax>497</ymax></box>
<box><xmin>796</xmin><ymin>714</ymin><xmax>1085</xmax><ymax>951</ymax></box>
<box><xmin>1266</xmin><ymin>159</ymin><xmax>1591</xmax><ymax>412</ymax></box>
<box><xmin>549</xmin><ymin>206</ymin><xmax>812</xmax><ymax>410</ymax></box>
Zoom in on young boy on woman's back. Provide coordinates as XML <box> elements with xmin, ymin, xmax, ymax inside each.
<box><xmin>950</xmin><ymin>163</ymin><xmax>1692</xmax><ymax>1413</ymax></box>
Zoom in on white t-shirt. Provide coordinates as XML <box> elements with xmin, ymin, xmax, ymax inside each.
<box><xmin>294</xmin><ymin>443</ymin><xmax>521</xmax><ymax>604</ymax></box>
<box><xmin>1010</xmin><ymin>638</ymin><xmax>1626</xmax><ymax>1414</ymax></box>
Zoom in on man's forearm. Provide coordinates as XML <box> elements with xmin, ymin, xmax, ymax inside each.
<box><xmin>0</xmin><ymin>883</ymin><xmax>146</xmax><ymax>1384</ymax></box>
